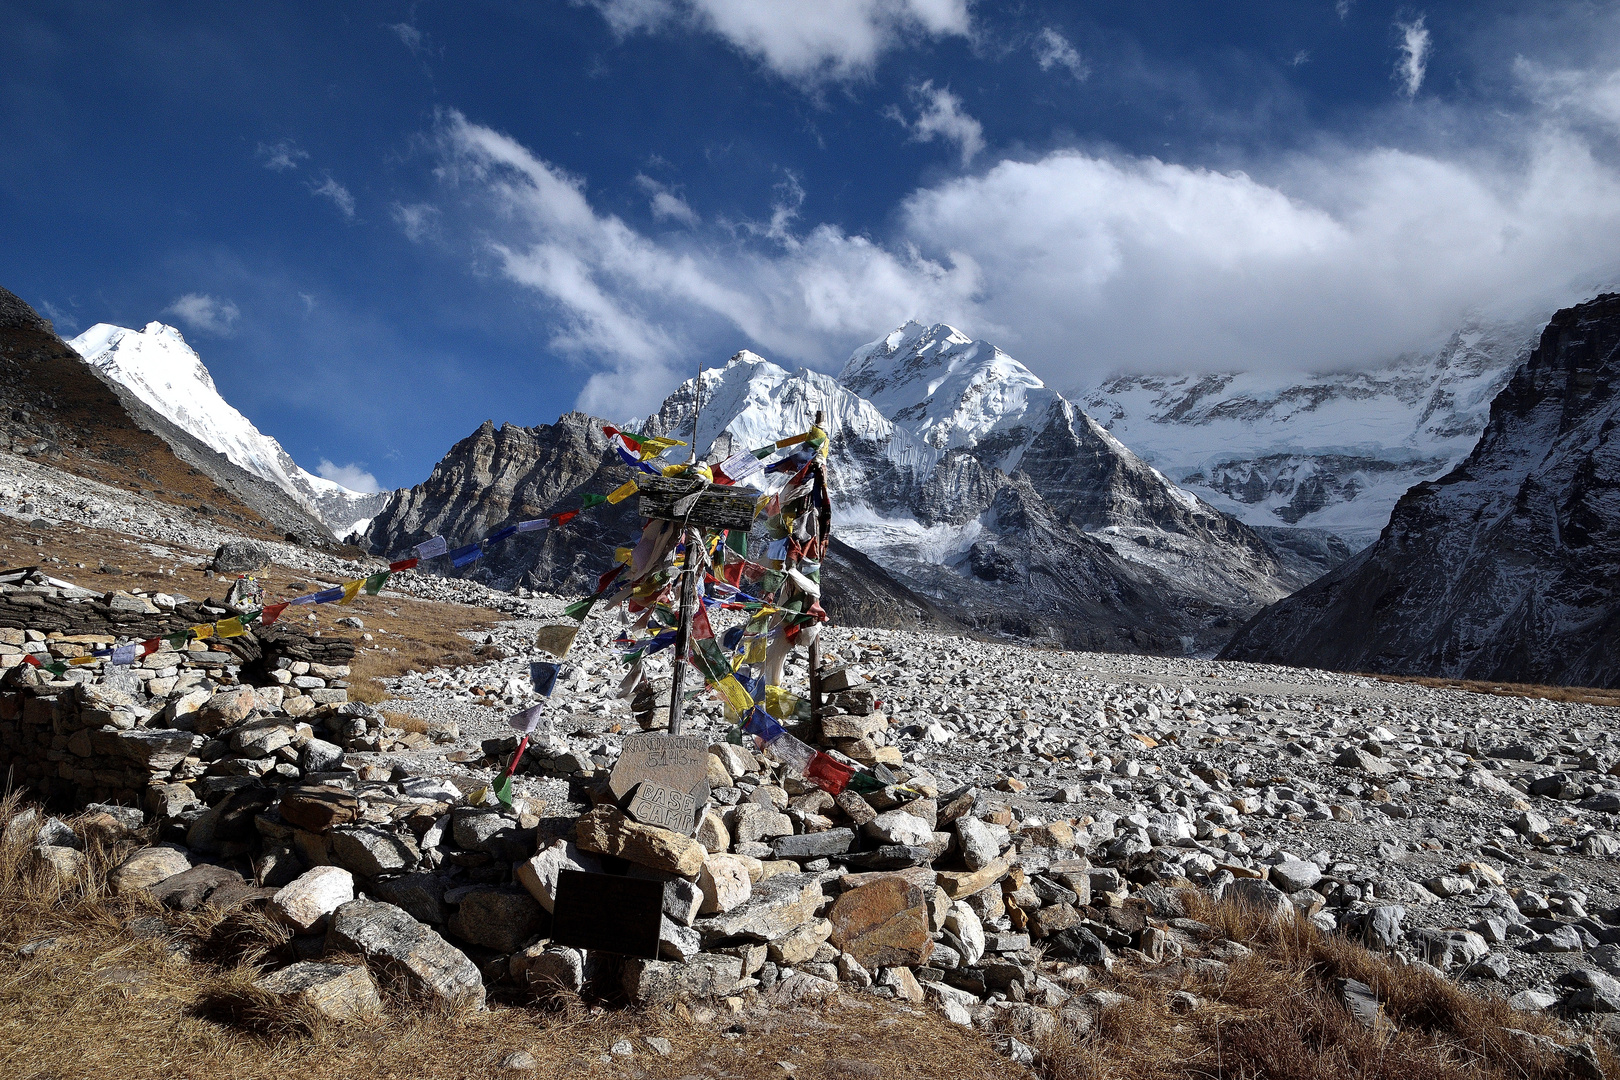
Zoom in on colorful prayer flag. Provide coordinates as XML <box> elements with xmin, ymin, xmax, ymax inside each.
<box><xmin>516</xmin><ymin>518</ymin><xmax>550</xmax><ymax>533</ymax></box>
<box><xmin>215</xmin><ymin>617</ymin><xmax>248</xmax><ymax>638</ymax></box>
<box><xmin>579</xmin><ymin>493</ymin><xmax>608</xmax><ymax>509</ymax></box>
<box><xmin>530</xmin><ymin>661</ymin><xmax>560</xmax><ymax>696</ymax></box>
<box><xmin>606</xmin><ymin>478</ymin><xmax>639</xmax><ymax>504</ymax></box>
<box><xmin>389</xmin><ymin>557</ymin><xmax>419</xmax><ymax>572</ymax></box>
<box><xmin>308</xmin><ymin>586</ymin><xmax>345</xmax><ymax>604</ymax></box>
<box><xmin>110</xmin><ymin>644</ymin><xmax>138</xmax><ymax>665</ymax></box>
<box><xmin>363</xmin><ymin>571</ymin><xmax>390</xmax><ymax>595</ymax></box>
<box><xmin>415</xmin><ymin>534</ymin><xmax>449</xmax><ymax>559</ymax></box>
<box><xmin>449</xmin><ymin>543</ymin><xmax>482</xmax><ymax>567</ymax></box>
<box><xmin>551</xmin><ymin>510</ymin><xmax>579</xmax><ymax>526</ymax></box>
<box><xmin>507</xmin><ymin>703</ymin><xmax>547</xmax><ymax>734</ymax></box>
<box><xmin>486</xmin><ymin>524</ymin><xmax>519</xmax><ymax>546</ymax></box>
<box><xmin>805</xmin><ymin>751</ymin><xmax>855</xmax><ymax>795</ymax></box>
<box><xmin>259</xmin><ymin>603</ymin><xmax>289</xmax><ymax>626</ymax></box>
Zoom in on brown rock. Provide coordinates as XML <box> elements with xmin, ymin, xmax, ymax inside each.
<box><xmin>194</xmin><ymin>687</ymin><xmax>260</xmax><ymax>735</ymax></box>
<box><xmin>935</xmin><ymin>856</ymin><xmax>1011</xmax><ymax>900</ymax></box>
<box><xmin>574</xmin><ymin>806</ymin><xmax>706</xmax><ymax>877</ymax></box>
<box><xmin>110</xmin><ymin>845</ymin><xmax>191</xmax><ymax>894</ymax></box>
<box><xmin>827</xmin><ymin>876</ymin><xmax>932</xmax><ymax>968</ymax></box>
<box><xmin>279</xmin><ymin>786</ymin><xmax>360</xmax><ymax>833</ymax></box>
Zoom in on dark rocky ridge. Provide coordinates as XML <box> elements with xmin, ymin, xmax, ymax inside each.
<box><xmin>1221</xmin><ymin>293</ymin><xmax>1620</xmax><ymax>687</ymax></box>
<box><xmin>0</xmin><ymin>286</ymin><xmax>336</xmax><ymax>546</ymax></box>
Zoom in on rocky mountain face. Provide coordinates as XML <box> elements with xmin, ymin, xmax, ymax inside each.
<box><xmin>0</xmin><ymin>286</ymin><xmax>335</xmax><ymax>545</ymax></box>
<box><xmin>69</xmin><ymin>322</ymin><xmax>392</xmax><ymax>536</ymax></box>
<box><xmin>1079</xmin><ymin>314</ymin><xmax>1545</xmax><ymax>548</ymax></box>
<box><xmin>1221</xmin><ymin>294</ymin><xmax>1620</xmax><ymax>688</ymax></box>
<box><xmin>371</xmin><ymin>322</ymin><xmax>1311</xmax><ymax>652</ymax></box>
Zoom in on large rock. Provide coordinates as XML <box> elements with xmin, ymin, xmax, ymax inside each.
<box><xmin>955</xmin><ymin>816</ymin><xmax>1001</xmax><ymax>871</ymax></box>
<box><xmin>448</xmin><ymin>887</ymin><xmax>546</xmax><ymax>953</ymax></box>
<box><xmin>862</xmin><ymin>810</ymin><xmax>933</xmax><ymax>848</ymax></box>
<box><xmin>110</xmin><ymin>845</ymin><xmax>191</xmax><ymax>894</ymax></box>
<box><xmin>371</xmin><ymin>873</ymin><xmax>450</xmax><ymax>926</ymax></box>
<box><xmin>1269</xmin><ymin>858</ymin><xmax>1323</xmax><ymax>894</ymax></box>
<box><xmin>621</xmin><ymin>954</ymin><xmax>744</xmax><ymax>1005</ymax></box>
<box><xmin>272</xmin><ymin>866</ymin><xmax>355</xmax><ymax>933</ymax></box>
<box><xmin>254</xmin><ymin>961</ymin><xmax>380</xmax><ymax>1021</ymax></box>
<box><xmin>195</xmin><ymin>688</ymin><xmax>261</xmax><ymax>734</ymax></box>
<box><xmin>93</xmin><ymin>728</ymin><xmax>195</xmax><ymax>772</ymax></box>
<box><xmin>330</xmin><ymin>826</ymin><xmax>417</xmax><ymax>878</ymax></box>
<box><xmin>771</xmin><ymin>828</ymin><xmax>854</xmax><ymax>860</ymax></box>
<box><xmin>515</xmin><ymin>840</ymin><xmax>602</xmax><ymax>913</ymax></box>
<box><xmin>698</xmin><ymin>854</ymin><xmax>753</xmax><ymax>915</ymax></box>
<box><xmin>827</xmin><ymin>875</ymin><xmax>932</xmax><ymax>968</ymax></box>
<box><xmin>279</xmin><ymin>786</ymin><xmax>360</xmax><ymax>833</ymax></box>
<box><xmin>147</xmin><ymin>863</ymin><xmax>250</xmax><ymax>911</ymax></box>
<box><xmin>574</xmin><ymin>807</ymin><xmax>705</xmax><ymax>877</ymax></box>
<box><xmin>211</xmin><ymin>540</ymin><xmax>273</xmax><ymax>574</ymax></box>
<box><xmin>1225</xmin><ymin>877</ymin><xmax>1293</xmax><ymax>920</ymax></box>
<box><xmin>324</xmin><ymin>899</ymin><xmax>485</xmax><ymax>1009</ymax></box>
<box><xmin>696</xmin><ymin>873</ymin><xmax>824</xmax><ymax>945</ymax></box>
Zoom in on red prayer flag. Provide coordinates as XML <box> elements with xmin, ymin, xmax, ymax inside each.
<box><xmin>552</xmin><ymin>510</ymin><xmax>579</xmax><ymax>526</ymax></box>
<box><xmin>389</xmin><ymin>557</ymin><xmax>419</xmax><ymax>572</ymax></box>
<box><xmin>139</xmin><ymin>638</ymin><xmax>160</xmax><ymax>657</ymax></box>
<box><xmin>596</xmin><ymin>563</ymin><xmax>625</xmax><ymax>595</ymax></box>
<box><xmin>805</xmin><ymin>752</ymin><xmax>855</xmax><ymax>795</ymax></box>
<box><xmin>259</xmin><ymin>603</ymin><xmax>290</xmax><ymax>626</ymax></box>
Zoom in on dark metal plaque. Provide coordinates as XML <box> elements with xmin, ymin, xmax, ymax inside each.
<box><xmin>550</xmin><ymin>869</ymin><xmax>664</xmax><ymax>959</ymax></box>
<box><xmin>637</xmin><ymin>476</ymin><xmax>757</xmax><ymax>529</ymax></box>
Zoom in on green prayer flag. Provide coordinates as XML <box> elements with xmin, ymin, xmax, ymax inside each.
<box><xmin>580</xmin><ymin>492</ymin><xmax>608</xmax><ymax>509</ymax></box>
<box><xmin>750</xmin><ymin>444</ymin><xmax>775</xmax><ymax>459</ymax></box>
<box><xmin>493</xmin><ymin>774</ymin><xmax>514</xmax><ymax>808</ymax></box>
<box><xmin>726</xmin><ymin>529</ymin><xmax>748</xmax><ymax>556</ymax></box>
<box><xmin>847</xmin><ymin>772</ymin><xmax>885</xmax><ymax>794</ymax></box>
<box><xmin>363</xmin><ymin>570</ymin><xmax>391</xmax><ymax>595</ymax></box>
<box><xmin>563</xmin><ymin>597</ymin><xmax>597</xmax><ymax>621</ymax></box>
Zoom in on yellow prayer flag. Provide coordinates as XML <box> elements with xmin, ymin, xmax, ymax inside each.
<box><xmin>191</xmin><ymin>624</ymin><xmax>214</xmax><ymax>640</ymax></box>
<box><xmin>215</xmin><ymin>617</ymin><xmax>247</xmax><ymax>638</ymax></box>
<box><xmin>637</xmin><ymin>436</ymin><xmax>687</xmax><ymax>460</ymax></box>
<box><xmin>765</xmin><ymin>684</ymin><xmax>800</xmax><ymax>720</ymax></box>
<box><xmin>68</xmin><ymin>656</ymin><xmax>98</xmax><ymax>666</ymax></box>
<box><xmin>776</xmin><ymin>431</ymin><xmax>809</xmax><ymax>449</ymax></box>
<box><xmin>606</xmin><ymin>479</ymin><xmax>639</xmax><ymax>504</ymax></box>
<box><xmin>614</xmin><ymin>547</ymin><xmax>634</xmax><ymax>564</ymax></box>
<box><xmin>714</xmin><ymin>675</ymin><xmax>754</xmax><ymax>715</ymax></box>
<box><xmin>338</xmin><ymin>578</ymin><xmax>365</xmax><ymax>605</ymax></box>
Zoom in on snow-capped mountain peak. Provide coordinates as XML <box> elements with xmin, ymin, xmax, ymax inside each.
<box><xmin>69</xmin><ymin>321</ymin><xmax>392</xmax><ymax>536</ymax></box>
<box><xmin>841</xmin><ymin>321</ymin><xmax>1051</xmax><ymax>452</ymax></box>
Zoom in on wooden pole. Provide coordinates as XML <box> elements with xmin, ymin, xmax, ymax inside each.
<box><xmin>667</xmin><ymin>525</ymin><xmax>698</xmax><ymax>736</ymax></box>
<box><xmin>807</xmin><ymin>408</ymin><xmax>826</xmax><ymax>730</ymax></box>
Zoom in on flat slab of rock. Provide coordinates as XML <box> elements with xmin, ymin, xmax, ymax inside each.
<box><xmin>516</xmin><ymin>840</ymin><xmax>602</xmax><ymax>913</ymax></box>
<box><xmin>148</xmin><ymin>864</ymin><xmax>247</xmax><ymax>911</ymax></box>
<box><xmin>828</xmin><ymin>876</ymin><xmax>932</xmax><ymax>968</ymax></box>
<box><xmin>696</xmin><ymin>873</ymin><xmax>824</xmax><ymax>946</ymax></box>
<box><xmin>325</xmin><ymin>899</ymin><xmax>485</xmax><ymax>1010</ymax></box>
<box><xmin>279</xmin><ymin>786</ymin><xmax>360</xmax><ymax>833</ymax></box>
<box><xmin>935</xmin><ymin>856</ymin><xmax>1011</xmax><ymax>899</ymax></box>
<box><xmin>621</xmin><ymin>953</ymin><xmax>743</xmax><ymax>1004</ymax></box>
<box><xmin>255</xmin><ymin>960</ymin><xmax>380</xmax><ymax>1021</ymax></box>
<box><xmin>575</xmin><ymin>807</ymin><xmax>705</xmax><ymax>877</ymax></box>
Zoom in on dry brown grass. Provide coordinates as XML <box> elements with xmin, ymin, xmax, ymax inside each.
<box><xmin>1365</xmin><ymin>673</ymin><xmax>1620</xmax><ymax>709</ymax></box>
<box><xmin>1032</xmin><ymin>891</ymin><xmax>1608</xmax><ymax>1080</ymax></box>
<box><xmin>0</xmin><ymin>794</ymin><xmax>1022</xmax><ymax>1080</ymax></box>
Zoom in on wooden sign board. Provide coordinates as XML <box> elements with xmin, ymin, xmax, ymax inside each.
<box><xmin>627</xmin><ymin>779</ymin><xmax>703</xmax><ymax>835</ymax></box>
<box><xmin>637</xmin><ymin>476</ymin><xmax>757</xmax><ymax>530</ymax></box>
<box><xmin>609</xmin><ymin>733</ymin><xmax>710</xmax><ymax>801</ymax></box>
<box><xmin>551</xmin><ymin>870</ymin><xmax>664</xmax><ymax>959</ymax></box>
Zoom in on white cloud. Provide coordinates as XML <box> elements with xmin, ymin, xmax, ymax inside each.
<box><xmin>386</xmin><ymin>22</ymin><xmax>433</xmax><ymax>58</ymax></box>
<box><xmin>298</xmin><ymin>292</ymin><xmax>316</xmax><ymax>312</ymax></box>
<box><xmin>392</xmin><ymin>201</ymin><xmax>440</xmax><ymax>241</ymax></box>
<box><xmin>434</xmin><ymin>111</ymin><xmax>976</xmax><ymax>416</ymax></box>
<box><xmin>309</xmin><ymin>174</ymin><xmax>356</xmax><ymax>219</ymax></box>
<box><xmin>164</xmin><ymin>293</ymin><xmax>240</xmax><ymax>336</ymax></box>
<box><xmin>1033</xmin><ymin>28</ymin><xmax>1088</xmax><ymax>80</ymax></box>
<box><xmin>256</xmin><ymin>139</ymin><xmax>308</xmax><ymax>171</ymax></box>
<box><xmin>635</xmin><ymin>174</ymin><xmax>700</xmax><ymax>226</ymax></box>
<box><xmin>1515</xmin><ymin>59</ymin><xmax>1620</xmax><ymax>131</ymax></box>
<box><xmin>316</xmin><ymin>459</ymin><xmax>383</xmax><ymax>493</ymax></box>
<box><xmin>1291</xmin><ymin>50</ymin><xmax>1310</xmax><ymax>67</ymax></box>
<box><xmin>429</xmin><ymin>101</ymin><xmax>1620</xmax><ymax>408</ymax></box>
<box><xmin>887</xmin><ymin>81</ymin><xmax>985</xmax><ymax>166</ymax></box>
<box><xmin>38</xmin><ymin>299</ymin><xmax>78</xmax><ymax>332</ymax></box>
<box><xmin>1337</xmin><ymin>0</ymin><xmax>1353</xmax><ymax>19</ymax></box>
<box><xmin>1395</xmin><ymin>16</ymin><xmax>1431</xmax><ymax>98</ymax></box>
<box><xmin>587</xmin><ymin>0</ymin><xmax>971</xmax><ymax>84</ymax></box>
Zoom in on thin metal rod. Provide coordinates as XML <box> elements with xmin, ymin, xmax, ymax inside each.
<box><xmin>808</xmin><ymin>408</ymin><xmax>826</xmax><ymax>730</ymax></box>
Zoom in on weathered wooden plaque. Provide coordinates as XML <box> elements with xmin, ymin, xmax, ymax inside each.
<box><xmin>637</xmin><ymin>476</ymin><xmax>757</xmax><ymax>529</ymax></box>
<box><xmin>609</xmin><ymin>733</ymin><xmax>710</xmax><ymax>801</ymax></box>
<box><xmin>551</xmin><ymin>870</ymin><xmax>663</xmax><ymax>959</ymax></box>
<box><xmin>627</xmin><ymin>779</ymin><xmax>702</xmax><ymax>834</ymax></box>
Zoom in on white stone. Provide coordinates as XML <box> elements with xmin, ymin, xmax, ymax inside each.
<box><xmin>698</xmin><ymin>853</ymin><xmax>753</xmax><ymax>914</ymax></box>
<box><xmin>273</xmin><ymin>865</ymin><xmax>356</xmax><ymax>933</ymax></box>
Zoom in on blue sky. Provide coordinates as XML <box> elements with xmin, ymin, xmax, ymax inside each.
<box><xmin>4</xmin><ymin>1</ymin><xmax>1620</xmax><ymax>491</ymax></box>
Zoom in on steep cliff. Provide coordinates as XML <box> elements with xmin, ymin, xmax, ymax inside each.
<box><xmin>1220</xmin><ymin>294</ymin><xmax>1620</xmax><ymax>687</ymax></box>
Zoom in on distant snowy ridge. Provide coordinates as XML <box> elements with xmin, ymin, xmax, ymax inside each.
<box><xmin>1078</xmin><ymin>312</ymin><xmax>1549</xmax><ymax>547</ymax></box>
<box><xmin>68</xmin><ymin>322</ymin><xmax>393</xmax><ymax>535</ymax></box>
